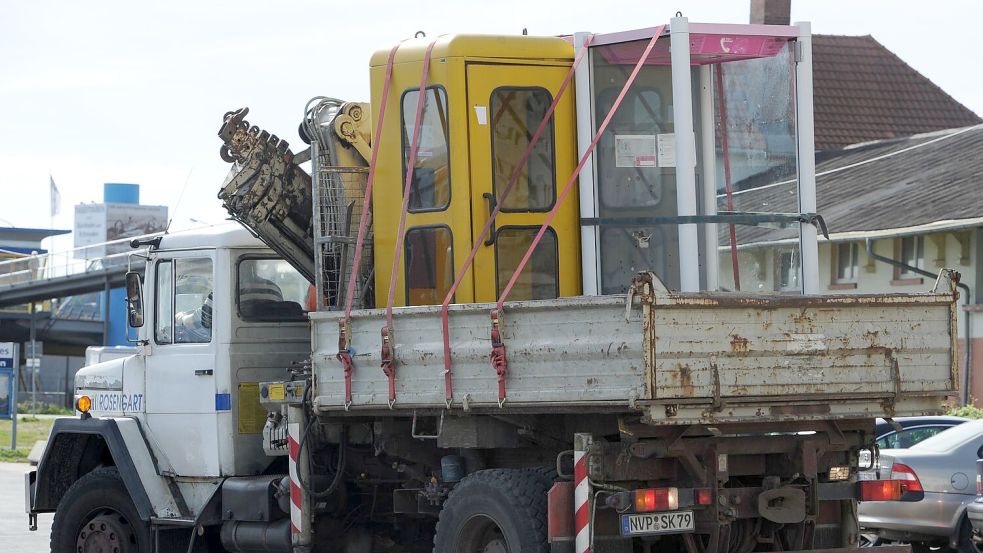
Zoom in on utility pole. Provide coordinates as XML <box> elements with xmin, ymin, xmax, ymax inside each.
<box><xmin>11</xmin><ymin>343</ymin><xmax>18</xmax><ymax>450</ymax></box>
<box><xmin>29</xmin><ymin>303</ymin><xmax>37</xmax><ymax>412</ymax></box>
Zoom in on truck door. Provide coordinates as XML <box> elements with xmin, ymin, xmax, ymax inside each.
<box><xmin>466</xmin><ymin>63</ymin><xmax>581</xmax><ymax>301</ymax></box>
<box><xmin>144</xmin><ymin>252</ymin><xmax>221</xmax><ymax>477</ymax></box>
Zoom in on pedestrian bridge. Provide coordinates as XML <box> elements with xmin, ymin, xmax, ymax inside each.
<box><xmin>0</xmin><ymin>234</ymin><xmax>159</xmax><ymax>309</ymax></box>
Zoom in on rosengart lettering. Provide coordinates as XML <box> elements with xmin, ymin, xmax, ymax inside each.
<box><xmin>93</xmin><ymin>392</ymin><xmax>145</xmax><ymax>412</ymax></box>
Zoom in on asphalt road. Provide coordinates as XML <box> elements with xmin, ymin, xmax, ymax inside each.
<box><xmin>0</xmin><ymin>462</ymin><xmax>51</xmax><ymax>553</ymax></box>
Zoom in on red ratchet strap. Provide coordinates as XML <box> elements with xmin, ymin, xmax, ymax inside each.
<box><xmin>380</xmin><ymin>38</ymin><xmax>439</xmax><ymax>408</ymax></box>
<box><xmin>492</xmin><ymin>26</ymin><xmax>667</xmax><ymax>403</ymax></box>
<box><xmin>489</xmin><ymin>310</ymin><xmax>507</xmax><ymax>406</ymax></box>
<box><xmin>439</xmin><ymin>34</ymin><xmax>595</xmax><ymax>408</ymax></box>
<box><xmin>336</xmin><ymin>42</ymin><xmax>401</xmax><ymax>409</ymax></box>
<box><xmin>715</xmin><ymin>65</ymin><xmax>740</xmax><ymax>291</ymax></box>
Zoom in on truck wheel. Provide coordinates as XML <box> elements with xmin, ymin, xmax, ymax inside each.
<box><xmin>50</xmin><ymin>467</ymin><xmax>151</xmax><ymax>553</ymax></box>
<box><xmin>433</xmin><ymin>469</ymin><xmax>549</xmax><ymax>553</ymax></box>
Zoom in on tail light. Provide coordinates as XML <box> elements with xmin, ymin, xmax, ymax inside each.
<box><xmin>859</xmin><ymin>479</ymin><xmax>902</xmax><ymax>501</ymax></box>
<box><xmin>606</xmin><ymin>487</ymin><xmax>712</xmax><ymax>511</ymax></box>
<box><xmin>976</xmin><ymin>460</ymin><xmax>982</xmax><ymax>495</ymax></box>
<box><xmin>890</xmin><ymin>463</ymin><xmax>923</xmax><ymax>494</ymax></box>
<box><xmin>634</xmin><ymin>488</ymin><xmax>679</xmax><ymax>512</ymax></box>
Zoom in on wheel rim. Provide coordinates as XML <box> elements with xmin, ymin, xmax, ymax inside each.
<box><xmin>859</xmin><ymin>533</ymin><xmax>879</xmax><ymax>547</ymax></box>
<box><xmin>456</xmin><ymin>514</ymin><xmax>510</xmax><ymax>553</ymax></box>
<box><xmin>75</xmin><ymin>508</ymin><xmax>137</xmax><ymax>553</ymax></box>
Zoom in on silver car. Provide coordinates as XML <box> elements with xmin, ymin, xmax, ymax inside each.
<box><xmin>967</xmin><ymin>459</ymin><xmax>982</xmax><ymax>545</ymax></box>
<box><xmin>860</xmin><ymin>419</ymin><xmax>983</xmax><ymax>553</ymax></box>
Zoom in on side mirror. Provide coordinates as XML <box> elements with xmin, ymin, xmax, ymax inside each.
<box><xmin>125</xmin><ymin>271</ymin><xmax>145</xmax><ymax>328</ymax></box>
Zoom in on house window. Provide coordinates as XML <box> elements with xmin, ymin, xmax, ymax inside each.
<box><xmin>776</xmin><ymin>250</ymin><xmax>799</xmax><ymax>292</ymax></box>
<box><xmin>893</xmin><ymin>236</ymin><xmax>924</xmax><ymax>284</ymax></box>
<box><xmin>831</xmin><ymin>242</ymin><xmax>859</xmax><ymax>288</ymax></box>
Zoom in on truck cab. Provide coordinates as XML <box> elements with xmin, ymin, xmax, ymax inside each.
<box><xmin>27</xmin><ymin>225</ymin><xmax>310</xmax><ymax>548</ymax></box>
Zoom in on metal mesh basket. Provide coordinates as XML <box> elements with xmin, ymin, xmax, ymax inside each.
<box><xmin>311</xmin><ymin>156</ymin><xmax>373</xmax><ymax>311</ymax></box>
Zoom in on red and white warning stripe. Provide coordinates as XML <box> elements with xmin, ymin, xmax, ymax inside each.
<box><xmin>574</xmin><ymin>445</ymin><xmax>590</xmax><ymax>553</ymax></box>
<box><xmin>288</xmin><ymin>422</ymin><xmax>303</xmax><ymax>534</ymax></box>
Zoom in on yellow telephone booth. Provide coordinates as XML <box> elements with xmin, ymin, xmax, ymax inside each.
<box><xmin>369</xmin><ymin>35</ymin><xmax>582</xmax><ymax>307</ymax></box>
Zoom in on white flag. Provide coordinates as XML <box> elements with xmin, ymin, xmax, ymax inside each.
<box><xmin>50</xmin><ymin>175</ymin><xmax>61</xmax><ymax>216</ymax></box>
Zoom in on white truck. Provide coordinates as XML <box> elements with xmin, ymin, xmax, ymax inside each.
<box><xmin>27</xmin><ymin>19</ymin><xmax>958</xmax><ymax>553</ymax></box>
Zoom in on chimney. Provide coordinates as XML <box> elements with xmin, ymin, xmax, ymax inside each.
<box><xmin>750</xmin><ymin>0</ymin><xmax>791</xmax><ymax>25</ymax></box>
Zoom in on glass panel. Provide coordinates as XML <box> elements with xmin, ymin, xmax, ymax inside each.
<box><xmin>155</xmin><ymin>261</ymin><xmax>173</xmax><ymax>344</ymax></box>
<box><xmin>595</xmin><ymin>85</ymin><xmax>670</xmax><ymax>210</ymax></box>
<box><xmin>402</xmin><ymin>87</ymin><xmax>450</xmax><ymax>211</ymax></box>
<box><xmin>776</xmin><ymin>250</ymin><xmax>799</xmax><ymax>292</ymax></box>
<box><xmin>713</xmin><ymin>42</ymin><xmax>799</xmax><ymax>292</ymax></box>
<box><xmin>589</xmin><ymin>43</ymin><xmax>681</xmax><ymax>291</ymax></box>
<box><xmin>405</xmin><ymin>227</ymin><xmax>453</xmax><ymax>306</ymax></box>
<box><xmin>173</xmin><ymin>258</ymin><xmax>213</xmax><ymax>344</ymax></box>
<box><xmin>490</xmin><ymin>88</ymin><xmax>556</xmax><ymax>211</ymax></box>
<box><xmin>496</xmin><ymin>227</ymin><xmax>558</xmax><ymax>300</ymax></box>
<box><xmin>238</xmin><ymin>258</ymin><xmax>309</xmax><ymax>321</ymax></box>
<box><xmin>599</xmin><ymin>225</ymin><xmax>676</xmax><ymax>294</ymax></box>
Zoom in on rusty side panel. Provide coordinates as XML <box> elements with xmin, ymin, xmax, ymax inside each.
<box><xmin>650</xmin><ymin>295</ymin><xmax>955</xmax><ymax>405</ymax></box>
<box><xmin>309</xmin><ymin>287</ymin><xmax>954</xmax><ymax>422</ymax></box>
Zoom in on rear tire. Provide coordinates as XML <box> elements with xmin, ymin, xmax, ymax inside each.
<box><xmin>433</xmin><ymin>469</ymin><xmax>550</xmax><ymax>553</ymax></box>
<box><xmin>956</xmin><ymin>518</ymin><xmax>983</xmax><ymax>553</ymax></box>
<box><xmin>50</xmin><ymin>467</ymin><xmax>151</xmax><ymax>553</ymax></box>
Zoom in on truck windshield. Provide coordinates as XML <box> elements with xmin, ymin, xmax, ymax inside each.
<box><xmin>237</xmin><ymin>257</ymin><xmax>309</xmax><ymax>322</ymax></box>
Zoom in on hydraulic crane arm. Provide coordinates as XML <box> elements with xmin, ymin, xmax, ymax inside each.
<box><xmin>217</xmin><ymin>107</ymin><xmax>317</xmax><ymax>282</ymax></box>
<box><xmin>216</xmin><ymin>102</ymin><xmax>373</xmax><ymax>306</ymax></box>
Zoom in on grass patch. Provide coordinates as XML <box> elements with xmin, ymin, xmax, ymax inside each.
<box><xmin>17</xmin><ymin>402</ymin><xmax>73</xmax><ymax>416</ymax></box>
<box><xmin>0</xmin><ymin>416</ymin><xmax>57</xmax><ymax>463</ymax></box>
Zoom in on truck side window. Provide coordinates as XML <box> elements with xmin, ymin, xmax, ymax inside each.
<box><xmin>155</xmin><ymin>258</ymin><xmax>214</xmax><ymax>344</ymax></box>
<box><xmin>237</xmin><ymin>257</ymin><xmax>308</xmax><ymax>321</ymax></box>
<box><xmin>405</xmin><ymin>226</ymin><xmax>453</xmax><ymax>306</ymax></box>
<box><xmin>401</xmin><ymin>87</ymin><xmax>450</xmax><ymax>212</ymax></box>
<box><xmin>490</xmin><ymin>87</ymin><xmax>556</xmax><ymax>211</ymax></box>
<box><xmin>155</xmin><ymin>260</ymin><xmax>173</xmax><ymax>344</ymax></box>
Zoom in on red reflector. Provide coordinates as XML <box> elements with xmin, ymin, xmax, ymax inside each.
<box><xmin>633</xmin><ymin>488</ymin><xmax>679</xmax><ymax>512</ymax></box>
<box><xmin>859</xmin><ymin>480</ymin><xmax>902</xmax><ymax>501</ymax></box>
<box><xmin>695</xmin><ymin>488</ymin><xmax>712</xmax><ymax>506</ymax></box>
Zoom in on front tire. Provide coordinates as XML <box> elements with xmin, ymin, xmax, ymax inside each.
<box><xmin>50</xmin><ymin>467</ymin><xmax>151</xmax><ymax>553</ymax></box>
<box><xmin>433</xmin><ymin>469</ymin><xmax>550</xmax><ymax>553</ymax></box>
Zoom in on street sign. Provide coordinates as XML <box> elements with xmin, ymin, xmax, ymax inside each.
<box><xmin>23</xmin><ymin>341</ymin><xmax>42</xmax><ymax>359</ymax></box>
<box><xmin>0</xmin><ymin>342</ymin><xmax>13</xmax><ymax>368</ymax></box>
<box><xmin>0</xmin><ymin>368</ymin><xmax>11</xmax><ymax>419</ymax></box>
<box><xmin>0</xmin><ymin>343</ymin><xmax>14</xmax><ymax>425</ymax></box>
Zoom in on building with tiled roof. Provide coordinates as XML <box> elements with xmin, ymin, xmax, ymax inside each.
<box><xmin>719</xmin><ymin>124</ymin><xmax>983</xmax><ymax>406</ymax></box>
<box><xmin>812</xmin><ymin>35</ymin><xmax>981</xmax><ymax>150</ymax></box>
<box><xmin>750</xmin><ymin>0</ymin><xmax>981</xmax><ymax>150</ymax></box>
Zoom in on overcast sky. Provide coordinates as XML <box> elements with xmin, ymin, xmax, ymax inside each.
<box><xmin>1</xmin><ymin>0</ymin><xmax>980</xmax><ymax>252</ymax></box>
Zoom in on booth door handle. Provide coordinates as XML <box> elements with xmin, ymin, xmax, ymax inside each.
<box><xmin>194</xmin><ymin>369</ymin><xmax>213</xmax><ymax>376</ymax></box>
<box><xmin>483</xmin><ymin>193</ymin><xmax>497</xmax><ymax>246</ymax></box>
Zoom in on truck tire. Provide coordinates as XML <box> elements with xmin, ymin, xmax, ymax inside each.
<box><xmin>50</xmin><ymin>467</ymin><xmax>152</xmax><ymax>553</ymax></box>
<box><xmin>433</xmin><ymin>468</ymin><xmax>550</xmax><ymax>553</ymax></box>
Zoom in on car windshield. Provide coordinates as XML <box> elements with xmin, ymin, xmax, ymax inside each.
<box><xmin>910</xmin><ymin>419</ymin><xmax>983</xmax><ymax>453</ymax></box>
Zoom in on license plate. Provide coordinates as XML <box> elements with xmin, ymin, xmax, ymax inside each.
<box><xmin>620</xmin><ymin>511</ymin><xmax>695</xmax><ymax>536</ymax></box>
